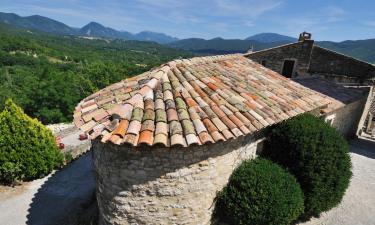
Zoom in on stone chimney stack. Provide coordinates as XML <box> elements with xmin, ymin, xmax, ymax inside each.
<box><xmin>298</xmin><ymin>31</ymin><xmax>312</xmax><ymax>42</ymax></box>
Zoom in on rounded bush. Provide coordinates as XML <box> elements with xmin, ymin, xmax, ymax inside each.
<box><xmin>263</xmin><ymin>113</ymin><xmax>352</xmax><ymax>218</ymax></box>
<box><xmin>215</xmin><ymin>158</ymin><xmax>304</xmax><ymax>225</ymax></box>
<box><xmin>0</xmin><ymin>99</ymin><xmax>64</xmax><ymax>184</ymax></box>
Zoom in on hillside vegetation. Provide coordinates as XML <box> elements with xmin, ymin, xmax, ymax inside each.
<box><xmin>167</xmin><ymin>37</ymin><xmax>292</xmax><ymax>55</ymax></box>
<box><xmin>0</xmin><ymin>23</ymin><xmax>192</xmax><ymax>124</ymax></box>
<box><xmin>317</xmin><ymin>39</ymin><xmax>375</xmax><ymax>64</ymax></box>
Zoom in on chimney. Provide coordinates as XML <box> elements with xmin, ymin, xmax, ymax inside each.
<box><xmin>298</xmin><ymin>31</ymin><xmax>312</xmax><ymax>42</ymax></box>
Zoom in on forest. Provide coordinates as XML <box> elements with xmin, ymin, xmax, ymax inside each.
<box><xmin>0</xmin><ymin>23</ymin><xmax>192</xmax><ymax>124</ymax></box>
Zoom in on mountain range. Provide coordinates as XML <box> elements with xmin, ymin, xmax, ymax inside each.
<box><xmin>0</xmin><ymin>12</ymin><xmax>178</xmax><ymax>44</ymax></box>
<box><xmin>0</xmin><ymin>12</ymin><xmax>374</xmax><ymax>63</ymax></box>
<box><xmin>0</xmin><ymin>12</ymin><xmax>296</xmax><ymax>45</ymax></box>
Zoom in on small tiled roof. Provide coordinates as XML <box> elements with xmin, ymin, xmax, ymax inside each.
<box><xmin>73</xmin><ymin>54</ymin><xmax>336</xmax><ymax>147</ymax></box>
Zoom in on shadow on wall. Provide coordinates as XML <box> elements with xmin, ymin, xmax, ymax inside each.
<box><xmin>26</xmin><ymin>151</ymin><xmax>97</xmax><ymax>225</ymax></box>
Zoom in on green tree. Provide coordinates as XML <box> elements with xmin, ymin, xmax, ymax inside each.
<box><xmin>0</xmin><ymin>99</ymin><xmax>64</xmax><ymax>184</ymax></box>
<box><xmin>215</xmin><ymin>158</ymin><xmax>304</xmax><ymax>225</ymax></box>
<box><xmin>263</xmin><ymin>114</ymin><xmax>352</xmax><ymax>219</ymax></box>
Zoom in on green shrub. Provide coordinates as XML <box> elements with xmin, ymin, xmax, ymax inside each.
<box><xmin>263</xmin><ymin>113</ymin><xmax>352</xmax><ymax>219</ymax></box>
<box><xmin>0</xmin><ymin>99</ymin><xmax>64</xmax><ymax>184</ymax></box>
<box><xmin>215</xmin><ymin>158</ymin><xmax>304</xmax><ymax>225</ymax></box>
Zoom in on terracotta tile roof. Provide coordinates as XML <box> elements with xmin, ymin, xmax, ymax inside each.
<box><xmin>74</xmin><ymin>54</ymin><xmax>338</xmax><ymax>148</ymax></box>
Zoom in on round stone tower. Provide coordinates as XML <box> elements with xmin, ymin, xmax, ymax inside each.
<box><xmin>74</xmin><ymin>54</ymin><xmax>332</xmax><ymax>224</ymax></box>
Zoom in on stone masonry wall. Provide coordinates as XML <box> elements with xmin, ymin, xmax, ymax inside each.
<box><xmin>92</xmin><ymin>134</ymin><xmax>264</xmax><ymax>225</ymax></box>
<box><xmin>246</xmin><ymin>40</ymin><xmax>314</xmax><ymax>77</ymax></box>
<box><xmin>324</xmin><ymin>98</ymin><xmax>367</xmax><ymax>138</ymax></box>
<box><xmin>309</xmin><ymin>46</ymin><xmax>375</xmax><ymax>81</ymax></box>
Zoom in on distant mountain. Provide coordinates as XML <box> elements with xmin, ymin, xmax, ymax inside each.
<box><xmin>167</xmin><ymin>38</ymin><xmax>292</xmax><ymax>55</ymax></box>
<box><xmin>0</xmin><ymin>12</ymin><xmax>178</xmax><ymax>44</ymax></box>
<box><xmin>133</xmin><ymin>31</ymin><xmax>178</xmax><ymax>44</ymax></box>
<box><xmin>79</xmin><ymin>22</ymin><xmax>133</xmax><ymax>39</ymax></box>
<box><xmin>246</xmin><ymin>32</ymin><xmax>297</xmax><ymax>43</ymax></box>
<box><xmin>317</xmin><ymin>39</ymin><xmax>375</xmax><ymax>64</ymax></box>
<box><xmin>0</xmin><ymin>12</ymin><xmax>75</xmax><ymax>35</ymax></box>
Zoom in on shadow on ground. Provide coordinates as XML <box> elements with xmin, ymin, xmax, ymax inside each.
<box><xmin>26</xmin><ymin>151</ymin><xmax>97</xmax><ymax>225</ymax></box>
<box><xmin>350</xmin><ymin>138</ymin><xmax>375</xmax><ymax>159</ymax></box>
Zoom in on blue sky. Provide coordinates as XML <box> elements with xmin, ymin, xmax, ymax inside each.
<box><xmin>0</xmin><ymin>0</ymin><xmax>374</xmax><ymax>41</ymax></box>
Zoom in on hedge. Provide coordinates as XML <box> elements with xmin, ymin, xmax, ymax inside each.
<box><xmin>263</xmin><ymin>113</ymin><xmax>352</xmax><ymax>219</ymax></box>
<box><xmin>215</xmin><ymin>158</ymin><xmax>304</xmax><ymax>225</ymax></box>
<box><xmin>0</xmin><ymin>99</ymin><xmax>64</xmax><ymax>184</ymax></box>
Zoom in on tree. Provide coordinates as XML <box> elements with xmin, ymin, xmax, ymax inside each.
<box><xmin>0</xmin><ymin>99</ymin><xmax>64</xmax><ymax>184</ymax></box>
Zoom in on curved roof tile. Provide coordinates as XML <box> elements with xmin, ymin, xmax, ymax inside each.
<box><xmin>74</xmin><ymin>54</ymin><xmax>336</xmax><ymax>148</ymax></box>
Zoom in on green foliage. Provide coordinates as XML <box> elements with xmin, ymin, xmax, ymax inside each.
<box><xmin>263</xmin><ymin>113</ymin><xmax>352</xmax><ymax>219</ymax></box>
<box><xmin>215</xmin><ymin>158</ymin><xmax>304</xmax><ymax>225</ymax></box>
<box><xmin>64</xmin><ymin>152</ymin><xmax>73</xmax><ymax>164</ymax></box>
<box><xmin>0</xmin><ymin>23</ymin><xmax>192</xmax><ymax>123</ymax></box>
<box><xmin>0</xmin><ymin>99</ymin><xmax>64</xmax><ymax>184</ymax></box>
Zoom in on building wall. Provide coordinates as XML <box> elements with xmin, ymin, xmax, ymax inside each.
<box><xmin>92</xmin><ymin>134</ymin><xmax>264</xmax><ymax>225</ymax></box>
<box><xmin>309</xmin><ymin>46</ymin><xmax>375</xmax><ymax>82</ymax></box>
<box><xmin>324</xmin><ymin>98</ymin><xmax>367</xmax><ymax>138</ymax></box>
<box><xmin>246</xmin><ymin>40</ymin><xmax>314</xmax><ymax>77</ymax></box>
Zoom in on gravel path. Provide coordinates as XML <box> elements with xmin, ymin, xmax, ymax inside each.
<box><xmin>300</xmin><ymin>138</ymin><xmax>375</xmax><ymax>225</ymax></box>
<box><xmin>0</xmin><ymin>152</ymin><xmax>95</xmax><ymax>225</ymax></box>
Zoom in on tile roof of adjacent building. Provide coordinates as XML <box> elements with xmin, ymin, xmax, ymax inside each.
<box><xmin>73</xmin><ymin>54</ymin><xmax>340</xmax><ymax>148</ymax></box>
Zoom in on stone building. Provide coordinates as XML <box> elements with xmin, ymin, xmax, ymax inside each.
<box><xmin>245</xmin><ymin>32</ymin><xmax>375</xmax><ymax>84</ymax></box>
<box><xmin>74</xmin><ymin>54</ymin><xmax>367</xmax><ymax>225</ymax></box>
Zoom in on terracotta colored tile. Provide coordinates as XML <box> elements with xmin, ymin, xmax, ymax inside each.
<box><xmin>181</xmin><ymin>120</ymin><xmax>195</xmax><ymax>135</ymax></box>
<box><xmin>192</xmin><ymin>119</ymin><xmax>207</xmax><ymax>134</ymax></box>
<box><xmin>143</xmin><ymin>109</ymin><xmax>155</xmax><ymax>121</ymax></box>
<box><xmin>81</xmin><ymin>104</ymin><xmax>98</xmax><ymax>114</ymax></box>
<box><xmin>141</xmin><ymin>120</ymin><xmax>155</xmax><ymax>132</ymax></box>
<box><xmin>101</xmin><ymin>131</ymin><xmax>112</xmax><ymax>143</ymax></box>
<box><xmin>222</xmin><ymin>129</ymin><xmax>234</xmax><ymax>140</ymax></box>
<box><xmin>231</xmin><ymin>128</ymin><xmax>243</xmax><ymax>137</ymax></box>
<box><xmin>131</xmin><ymin>108</ymin><xmax>144</xmax><ymax>122</ymax></box>
<box><xmin>185</xmin><ymin>97</ymin><xmax>198</xmax><ymax>107</ymax></box>
<box><xmin>169</xmin><ymin>121</ymin><xmax>183</xmax><ymax>135</ymax></box>
<box><xmin>239</xmin><ymin>125</ymin><xmax>251</xmax><ymax>134</ymax></box>
<box><xmin>155</xmin><ymin>122</ymin><xmax>168</xmax><ymax>135</ymax></box>
<box><xmin>211</xmin><ymin>105</ymin><xmax>225</xmax><ymax>118</ymax></box>
<box><xmin>155</xmin><ymin>109</ymin><xmax>167</xmax><ymax>122</ymax></box>
<box><xmin>73</xmin><ymin>54</ymin><xmax>336</xmax><ymax>148</ymax></box>
<box><xmin>113</xmin><ymin>120</ymin><xmax>129</xmax><ymax>138</ymax></box>
<box><xmin>167</xmin><ymin>108</ymin><xmax>179</xmax><ymax>121</ymax></box>
<box><xmin>80</xmin><ymin>120</ymin><xmax>96</xmax><ymax>133</ymax></box>
<box><xmin>211</xmin><ymin>117</ymin><xmax>228</xmax><ymax>132</ymax></box>
<box><xmin>138</xmin><ymin>130</ymin><xmax>154</xmax><ymax>146</ymax></box>
<box><xmin>123</xmin><ymin>133</ymin><xmax>139</xmax><ymax>146</ymax></box>
<box><xmin>228</xmin><ymin>114</ymin><xmax>244</xmax><ymax>128</ymax></box>
<box><xmin>198</xmin><ymin>132</ymin><xmax>214</xmax><ymax>144</ymax></box>
<box><xmin>165</xmin><ymin>99</ymin><xmax>176</xmax><ymax>109</ymax></box>
<box><xmin>177</xmin><ymin>109</ymin><xmax>190</xmax><ymax>121</ymax></box>
<box><xmin>186</xmin><ymin>133</ymin><xmax>199</xmax><ymax>146</ymax></box>
<box><xmin>155</xmin><ymin>99</ymin><xmax>165</xmax><ymax>110</ymax></box>
<box><xmin>207</xmin><ymin>82</ymin><xmax>218</xmax><ymax>91</ymax></box>
<box><xmin>203</xmin><ymin>118</ymin><xmax>218</xmax><ymax>133</ymax></box>
<box><xmin>221</xmin><ymin>116</ymin><xmax>237</xmax><ymax>129</ymax></box>
<box><xmin>109</xmin><ymin>134</ymin><xmax>122</xmax><ymax>145</ymax></box>
<box><xmin>144</xmin><ymin>99</ymin><xmax>154</xmax><ymax>110</ymax></box>
<box><xmin>171</xmin><ymin>134</ymin><xmax>186</xmax><ymax>147</ymax></box>
<box><xmin>153</xmin><ymin>133</ymin><xmax>168</xmax><ymax>147</ymax></box>
<box><xmin>127</xmin><ymin>120</ymin><xmax>142</xmax><ymax>135</ymax></box>
<box><xmin>210</xmin><ymin>130</ymin><xmax>224</xmax><ymax>142</ymax></box>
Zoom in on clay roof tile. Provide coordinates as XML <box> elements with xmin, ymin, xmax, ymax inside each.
<box><xmin>74</xmin><ymin>54</ymin><xmax>340</xmax><ymax>148</ymax></box>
